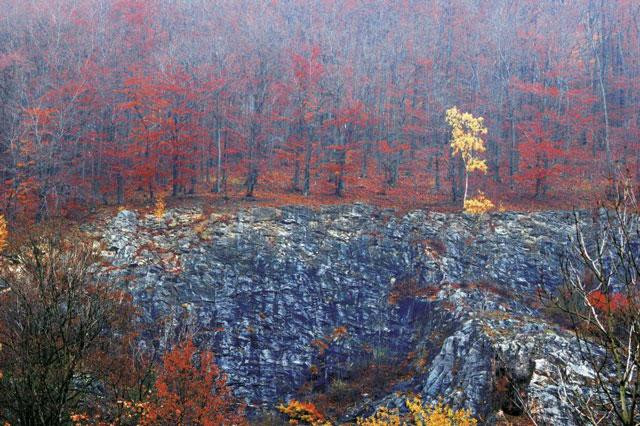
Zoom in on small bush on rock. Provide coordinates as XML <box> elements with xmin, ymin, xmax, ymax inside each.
<box><xmin>357</xmin><ymin>396</ymin><xmax>477</xmax><ymax>426</ymax></box>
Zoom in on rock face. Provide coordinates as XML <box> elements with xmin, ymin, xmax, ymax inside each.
<box><xmin>100</xmin><ymin>204</ymin><xmax>587</xmax><ymax>424</ymax></box>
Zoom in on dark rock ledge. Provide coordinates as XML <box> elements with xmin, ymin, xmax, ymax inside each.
<box><xmin>97</xmin><ymin>204</ymin><xmax>592</xmax><ymax>424</ymax></box>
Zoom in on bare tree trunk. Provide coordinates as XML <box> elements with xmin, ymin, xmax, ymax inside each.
<box><xmin>588</xmin><ymin>2</ymin><xmax>614</xmax><ymax>177</ymax></box>
<box><xmin>215</xmin><ymin>121</ymin><xmax>222</xmax><ymax>193</ymax></box>
<box><xmin>303</xmin><ymin>138</ymin><xmax>312</xmax><ymax>196</ymax></box>
<box><xmin>463</xmin><ymin>169</ymin><xmax>469</xmax><ymax>206</ymax></box>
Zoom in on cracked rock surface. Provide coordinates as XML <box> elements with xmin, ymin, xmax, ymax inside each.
<box><xmin>97</xmin><ymin>204</ymin><xmax>591</xmax><ymax>424</ymax></box>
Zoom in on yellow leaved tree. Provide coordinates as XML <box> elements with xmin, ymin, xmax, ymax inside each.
<box><xmin>356</xmin><ymin>406</ymin><xmax>402</xmax><ymax>426</ymax></box>
<box><xmin>154</xmin><ymin>193</ymin><xmax>166</xmax><ymax>219</ymax></box>
<box><xmin>0</xmin><ymin>214</ymin><xmax>7</xmax><ymax>251</ymax></box>
<box><xmin>277</xmin><ymin>400</ymin><xmax>331</xmax><ymax>426</ymax></box>
<box><xmin>357</xmin><ymin>396</ymin><xmax>477</xmax><ymax>426</ymax></box>
<box><xmin>462</xmin><ymin>192</ymin><xmax>494</xmax><ymax>215</ymax></box>
<box><xmin>445</xmin><ymin>107</ymin><xmax>494</xmax><ymax>214</ymax></box>
<box><xmin>405</xmin><ymin>397</ymin><xmax>477</xmax><ymax>426</ymax></box>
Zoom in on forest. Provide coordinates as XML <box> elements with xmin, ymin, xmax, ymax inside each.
<box><xmin>2</xmin><ymin>1</ymin><xmax>640</xmax><ymax>424</ymax></box>
<box><xmin>1</xmin><ymin>0</ymin><xmax>639</xmax><ymax>224</ymax></box>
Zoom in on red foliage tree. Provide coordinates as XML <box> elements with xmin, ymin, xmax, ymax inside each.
<box><xmin>0</xmin><ymin>0</ymin><xmax>639</xmax><ymax>217</ymax></box>
<box><xmin>144</xmin><ymin>339</ymin><xmax>246</xmax><ymax>426</ymax></box>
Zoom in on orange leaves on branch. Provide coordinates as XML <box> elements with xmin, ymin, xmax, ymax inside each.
<box><xmin>587</xmin><ymin>290</ymin><xmax>631</xmax><ymax>315</ymax></box>
<box><xmin>311</xmin><ymin>324</ymin><xmax>349</xmax><ymax>357</ymax></box>
<box><xmin>356</xmin><ymin>396</ymin><xmax>477</xmax><ymax>425</ymax></box>
<box><xmin>154</xmin><ymin>193</ymin><xmax>166</xmax><ymax>219</ymax></box>
<box><xmin>331</xmin><ymin>325</ymin><xmax>348</xmax><ymax>340</ymax></box>
<box><xmin>24</xmin><ymin>107</ymin><xmax>56</xmax><ymax>127</ymax></box>
<box><xmin>144</xmin><ymin>338</ymin><xmax>246</xmax><ymax>426</ymax></box>
<box><xmin>311</xmin><ymin>338</ymin><xmax>330</xmax><ymax>356</ymax></box>
<box><xmin>378</xmin><ymin>140</ymin><xmax>409</xmax><ymax>155</ymax></box>
<box><xmin>277</xmin><ymin>400</ymin><xmax>330</xmax><ymax>425</ymax></box>
<box><xmin>511</xmin><ymin>79</ymin><xmax>561</xmax><ymax>98</ymax></box>
<box><xmin>0</xmin><ymin>215</ymin><xmax>7</xmax><ymax>251</ymax></box>
<box><xmin>292</xmin><ymin>46</ymin><xmax>324</xmax><ymax>90</ymax></box>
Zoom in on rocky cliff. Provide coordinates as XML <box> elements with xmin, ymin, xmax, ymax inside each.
<box><xmin>98</xmin><ymin>204</ymin><xmax>591</xmax><ymax>424</ymax></box>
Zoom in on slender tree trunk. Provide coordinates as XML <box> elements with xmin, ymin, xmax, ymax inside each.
<box><xmin>303</xmin><ymin>138</ymin><xmax>312</xmax><ymax>196</ymax></box>
<box><xmin>214</xmin><ymin>122</ymin><xmax>222</xmax><ymax>193</ymax></box>
<box><xmin>594</xmin><ymin>51</ymin><xmax>612</xmax><ymax>175</ymax></box>
<box><xmin>434</xmin><ymin>154</ymin><xmax>441</xmax><ymax>192</ymax></box>
<box><xmin>172</xmin><ymin>154</ymin><xmax>178</xmax><ymax>196</ymax></box>
<box><xmin>116</xmin><ymin>173</ymin><xmax>124</xmax><ymax>205</ymax></box>
<box><xmin>463</xmin><ymin>169</ymin><xmax>469</xmax><ymax>206</ymax></box>
<box><xmin>449</xmin><ymin>151</ymin><xmax>458</xmax><ymax>203</ymax></box>
<box><xmin>335</xmin><ymin>151</ymin><xmax>345</xmax><ymax>197</ymax></box>
<box><xmin>360</xmin><ymin>140</ymin><xmax>369</xmax><ymax>178</ymax></box>
<box><xmin>510</xmin><ymin>108</ymin><xmax>517</xmax><ymax>181</ymax></box>
<box><xmin>292</xmin><ymin>159</ymin><xmax>300</xmax><ymax>192</ymax></box>
<box><xmin>589</xmin><ymin>3</ymin><xmax>613</xmax><ymax>177</ymax></box>
<box><xmin>245</xmin><ymin>121</ymin><xmax>258</xmax><ymax>198</ymax></box>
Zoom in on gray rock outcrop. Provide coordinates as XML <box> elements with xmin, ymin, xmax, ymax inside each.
<box><xmin>99</xmin><ymin>204</ymin><xmax>589</xmax><ymax>424</ymax></box>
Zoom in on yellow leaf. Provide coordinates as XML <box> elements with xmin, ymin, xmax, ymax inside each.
<box><xmin>445</xmin><ymin>107</ymin><xmax>488</xmax><ymax>176</ymax></box>
<box><xmin>0</xmin><ymin>215</ymin><xmax>7</xmax><ymax>251</ymax></box>
<box><xmin>464</xmin><ymin>192</ymin><xmax>495</xmax><ymax>214</ymax></box>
